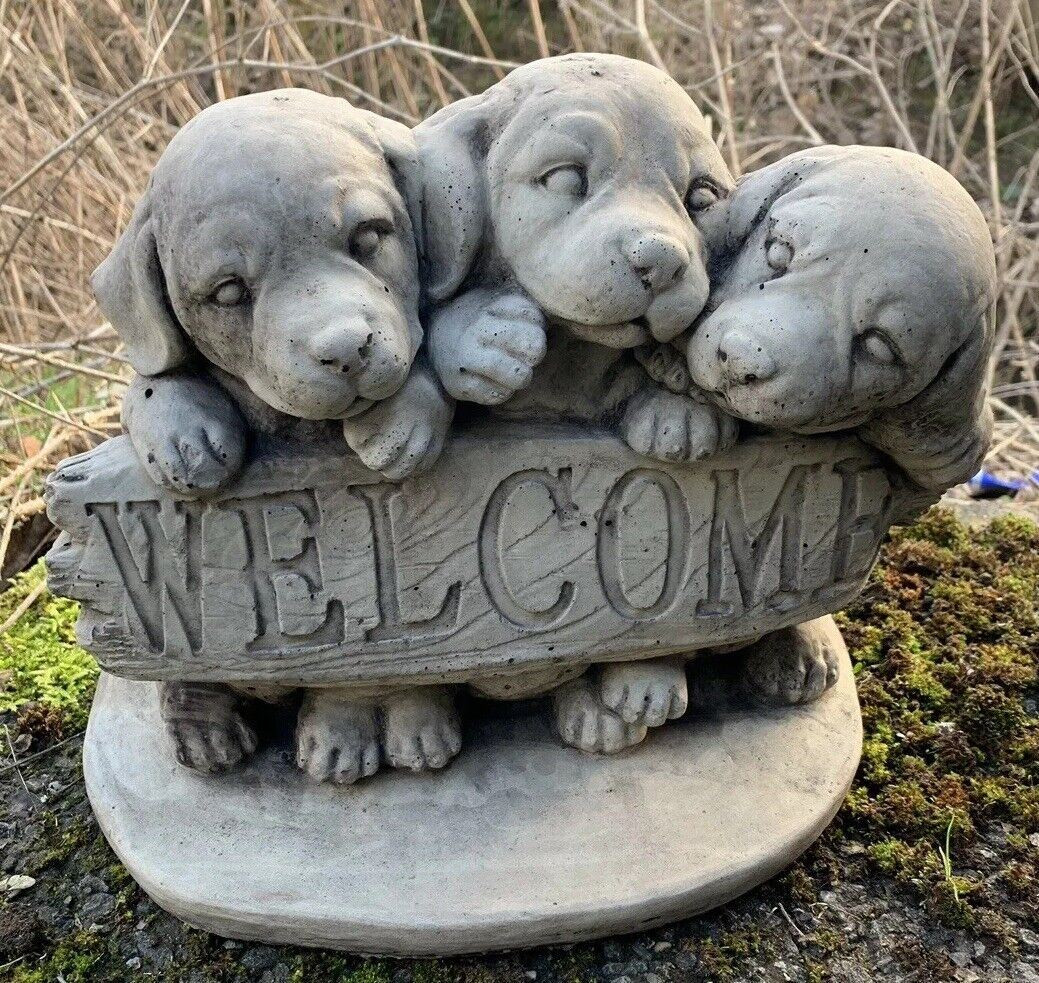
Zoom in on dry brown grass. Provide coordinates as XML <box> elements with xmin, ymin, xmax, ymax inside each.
<box><xmin>0</xmin><ymin>0</ymin><xmax>1036</xmax><ymax>572</ymax></box>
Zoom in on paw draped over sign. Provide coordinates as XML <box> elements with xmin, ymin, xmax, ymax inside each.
<box><xmin>46</xmin><ymin>423</ymin><xmax>912</xmax><ymax>686</ymax></box>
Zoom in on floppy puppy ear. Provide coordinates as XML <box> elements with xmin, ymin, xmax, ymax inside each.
<box><xmin>360</xmin><ymin>111</ymin><xmax>424</xmax><ymax>253</ymax></box>
<box><xmin>91</xmin><ymin>193</ymin><xmax>190</xmax><ymax>376</ymax></box>
<box><xmin>859</xmin><ymin>310</ymin><xmax>994</xmax><ymax>493</ymax></box>
<box><xmin>414</xmin><ymin>97</ymin><xmax>489</xmax><ymax>303</ymax></box>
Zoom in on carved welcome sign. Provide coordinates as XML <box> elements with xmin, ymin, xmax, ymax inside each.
<box><xmin>46</xmin><ymin>424</ymin><xmax>905</xmax><ymax>686</ymax></box>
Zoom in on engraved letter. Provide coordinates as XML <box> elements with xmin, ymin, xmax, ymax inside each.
<box><xmin>89</xmin><ymin>500</ymin><xmax>201</xmax><ymax>654</ymax></box>
<box><xmin>696</xmin><ymin>464</ymin><xmax>812</xmax><ymax>617</ymax></box>
<box><xmin>350</xmin><ymin>482</ymin><xmax>461</xmax><ymax>643</ymax></box>
<box><xmin>231</xmin><ymin>490</ymin><xmax>345</xmax><ymax>651</ymax></box>
<box><xmin>597</xmin><ymin>469</ymin><xmax>690</xmax><ymax>620</ymax></box>
<box><xmin>814</xmin><ymin>456</ymin><xmax>893</xmax><ymax>600</ymax></box>
<box><xmin>479</xmin><ymin>468</ymin><xmax>576</xmax><ymax>628</ymax></box>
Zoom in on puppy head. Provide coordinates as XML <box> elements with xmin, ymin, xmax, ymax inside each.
<box><xmin>93</xmin><ymin>89</ymin><xmax>423</xmax><ymax>420</ymax></box>
<box><xmin>686</xmin><ymin>145</ymin><xmax>996</xmax><ymax>487</ymax></box>
<box><xmin>417</xmin><ymin>53</ymin><xmax>733</xmax><ymax>348</ymax></box>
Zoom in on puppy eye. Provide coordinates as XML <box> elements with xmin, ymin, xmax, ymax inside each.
<box><xmin>210</xmin><ymin>277</ymin><xmax>249</xmax><ymax>307</ymax></box>
<box><xmin>766</xmin><ymin>238</ymin><xmax>794</xmax><ymax>273</ymax></box>
<box><xmin>858</xmin><ymin>328</ymin><xmax>899</xmax><ymax>365</ymax></box>
<box><xmin>350</xmin><ymin>220</ymin><xmax>390</xmax><ymax>259</ymax></box>
<box><xmin>540</xmin><ymin>165</ymin><xmax>587</xmax><ymax>198</ymax></box>
<box><xmin>686</xmin><ymin>180</ymin><xmax>724</xmax><ymax>213</ymax></box>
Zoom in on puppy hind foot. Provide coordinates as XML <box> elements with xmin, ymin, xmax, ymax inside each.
<box><xmin>159</xmin><ymin>681</ymin><xmax>257</xmax><ymax>773</ymax></box>
<box><xmin>739</xmin><ymin>621</ymin><xmax>842</xmax><ymax>708</ymax></box>
<box><xmin>295</xmin><ymin>690</ymin><xmax>381</xmax><ymax>784</ymax></box>
<box><xmin>554</xmin><ymin>676</ymin><xmax>647</xmax><ymax>754</ymax></box>
<box><xmin>381</xmin><ymin>686</ymin><xmax>462</xmax><ymax>772</ymax></box>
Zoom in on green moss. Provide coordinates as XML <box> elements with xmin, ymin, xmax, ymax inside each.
<box><xmin>11</xmin><ymin>931</ymin><xmax>104</xmax><ymax>983</ymax></box>
<box><xmin>0</xmin><ymin>561</ymin><xmax>96</xmax><ymax>729</ymax></box>
<box><xmin>837</xmin><ymin>508</ymin><xmax>1039</xmax><ymax>931</ymax></box>
<box><xmin>342</xmin><ymin>961</ymin><xmax>392</xmax><ymax>983</ymax></box>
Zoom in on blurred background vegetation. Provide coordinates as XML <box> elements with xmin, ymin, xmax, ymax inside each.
<box><xmin>0</xmin><ymin>0</ymin><xmax>1036</xmax><ymax>586</ymax></box>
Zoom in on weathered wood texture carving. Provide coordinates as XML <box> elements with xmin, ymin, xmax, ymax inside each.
<box><xmin>46</xmin><ymin>423</ymin><xmax>910</xmax><ymax>686</ymax></box>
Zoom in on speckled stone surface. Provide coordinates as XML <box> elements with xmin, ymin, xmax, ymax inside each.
<box><xmin>83</xmin><ymin>617</ymin><xmax>861</xmax><ymax>956</ymax></box>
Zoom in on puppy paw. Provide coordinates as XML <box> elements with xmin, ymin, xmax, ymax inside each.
<box><xmin>382</xmin><ymin>686</ymin><xmax>462</xmax><ymax>771</ymax></box>
<box><xmin>295</xmin><ymin>691</ymin><xmax>381</xmax><ymax>784</ymax></box>
<box><xmin>739</xmin><ymin>622</ymin><xmax>842</xmax><ymax>708</ymax></box>
<box><xmin>553</xmin><ymin>676</ymin><xmax>647</xmax><ymax>753</ymax></box>
<box><xmin>343</xmin><ymin>365</ymin><xmax>453</xmax><ymax>480</ymax></box>
<box><xmin>124</xmin><ymin>374</ymin><xmax>246</xmax><ymax>496</ymax></box>
<box><xmin>435</xmin><ymin>292</ymin><xmax>547</xmax><ymax>405</ymax></box>
<box><xmin>634</xmin><ymin>343</ymin><xmax>693</xmax><ymax>394</ymax></box>
<box><xmin>622</xmin><ymin>387</ymin><xmax>738</xmax><ymax>463</ymax></box>
<box><xmin>159</xmin><ymin>682</ymin><xmax>257</xmax><ymax>773</ymax></box>
<box><xmin>599</xmin><ymin>657</ymin><xmax>688</xmax><ymax>728</ymax></box>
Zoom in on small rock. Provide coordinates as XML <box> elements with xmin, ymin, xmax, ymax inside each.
<box><xmin>524</xmin><ymin>973</ymin><xmax>537</xmax><ymax>980</ymax></box>
<box><xmin>0</xmin><ymin>874</ymin><xmax>36</xmax><ymax>894</ymax></box>
<box><xmin>79</xmin><ymin>892</ymin><xmax>116</xmax><ymax>927</ymax></box>
<box><xmin>1012</xmin><ymin>963</ymin><xmax>1039</xmax><ymax>983</ymax></box>
<box><xmin>126</xmin><ymin>957</ymin><xmax>142</xmax><ymax>970</ymax></box>
<box><xmin>1020</xmin><ymin>928</ymin><xmax>1039</xmax><ymax>950</ymax></box>
<box><xmin>653</xmin><ymin>941</ymin><xmax>672</xmax><ymax>952</ymax></box>
<box><xmin>644</xmin><ymin>973</ymin><xmax>664</xmax><ymax>983</ymax></box>
<box><xmin>241</xmin><ymin>948</ymin><xmax>280</xmax><ymax>973</ymax></box>
<box><xmin>1029</xmin><ymin>833</ymin><xmax>1039</xmax><ymax>849</ymax></box>
<box><xmin>950</xmin><ymin>951</ymin><xmax>972</xmax><ymax>968</ymax></box>
<box><xmin>77</xmin><ymin>874</ymin><xmax>108</xmax><ymax>896</ymax></box>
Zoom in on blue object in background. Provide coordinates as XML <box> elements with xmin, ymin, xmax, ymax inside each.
<box><xmin>968</xmin><ymin>469</ymin><xmax>1038</xmax><ymax>498</ymax></box>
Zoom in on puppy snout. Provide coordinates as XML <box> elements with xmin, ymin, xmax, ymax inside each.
<box><xmin>625</xmin><ymin>233</ymin><xmax>690</xmax><ymax>293</ymax></box>
<box><xmin>307</xmin><ymin>320</ymin><xmax>372</xmax><ymax>376</ymax></box>
<box><xmin>718</xmin><ymin>332</ymin><xmax>777</xmax><ymax>386</ymax></box>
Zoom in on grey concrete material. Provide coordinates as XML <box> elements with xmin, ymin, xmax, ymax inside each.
<box><xmin>45</xmin><ymin>423</ymin><xmax>908</xmax><ymax>687</ymax></box>
<box><xmin>676</xmin><ymin>144</ymin><xmax>997</xmax><ymax>494</ymax></box>
<box><xmin>417</xmin><ymin>53</ymin><xmax>735</xmax><ymax>461</ymax></box>
<box><xmin>102</xmin><ymin>88</ymin><xmax>451</xmax><ymax>488</ymax></box>
<box><xmin>83</xmin><ymin>616</ymin><xmax>861</xmax><ymax>956</ymax></box>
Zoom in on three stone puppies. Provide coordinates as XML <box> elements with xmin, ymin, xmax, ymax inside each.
<box><xmin>97</xmin><ymin>58</ymin><xmax>995</xmax><ymax>782</ymax></box>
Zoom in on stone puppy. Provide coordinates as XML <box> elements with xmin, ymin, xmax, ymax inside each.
<box><xmin>634</xmin><ymin>145</ymin><xmax>996</xmax><ymax>711</ymax></box>
<box><xmin>417</xmin><ymin>52</ymin><xmax>737</xmax><ymax>463</ymax></box>
<box><xmin>101</xmin><ymin>88</ymin><xmax>451</xmax><ymax>492</ymax></box>
<box><xmin>413</xmin><ymin>53</ymin><xmax>738</xmax><ymax>752</ymax></box>
<box><xmin>92</xmin><ymin>89</ymin><xmax>459</xmax><ymax>782</ymax></box>
<box><xmin>674</xmin><ymin>144</ymin><xmax>997</xmax><ymax>495</ymax></box>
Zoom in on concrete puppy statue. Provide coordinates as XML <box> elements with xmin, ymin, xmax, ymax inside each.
<box><xmin>415</xmin><ymin>54</ymin><xmax>735</xmax><ymax>753</ymax></box>
<box><xmin>108</xmin><ymin>89</ymin><xmax>451</xmax><ymax>492</ymax></box>
<box><xmin>640</xmin><ymin>144</ymin><xmax>996</xmax><ymax>710</ymax></box>
<box><xmin>640</xmin><ymin>145</ymin><xmax>997</xmax><ymax>494</ymax></box>
<box><xmin>417</xmin><ymin>52</ymin><xmax>735</xmax><ymax>455</ymax></box>
<box><xmin>92</xmin><ymin>89</ymin><xmax>459</xmax><ymax>783</ymax></box>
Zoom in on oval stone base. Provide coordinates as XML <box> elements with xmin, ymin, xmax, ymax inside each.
<box><xmin>84</xmin><ymin>618</ymin><xmax>862</xmax><ymax>956</ymax></box>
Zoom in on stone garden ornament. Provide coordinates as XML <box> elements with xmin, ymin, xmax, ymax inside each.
<box><xmin>44</xmin><ymin>54</ymin><xmax>997</xmax><ymax>955</ymax></box>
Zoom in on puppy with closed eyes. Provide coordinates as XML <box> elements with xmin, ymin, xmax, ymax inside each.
<box><xmin>415</xmin><ymin>53</ymin><xmax>735</xmax><ymax>753</ymax></box>
<box><xmin>639</xmin><ymin>144</ymin><xmax>996</xmax><ymax>709</ymax></box>
<box><xmin>94</xmin><ymin>89</ymin><xmax>459</xmax><ymax>783</ymax></box>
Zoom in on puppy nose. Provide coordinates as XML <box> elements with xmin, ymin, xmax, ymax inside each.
<box><xmin>718</xmin><ymin>332</ymin><xmax>776</xmax><ymax>386</ymax></box>
<box><xmin>307</xmin><ymin>321</ymin><xmax>371</xmax><ymax>375</ymax></box>
<box><xmin>625</xmin><ymin>233</ymin><xmax>689</xmax><ymax>292</ymax></box>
